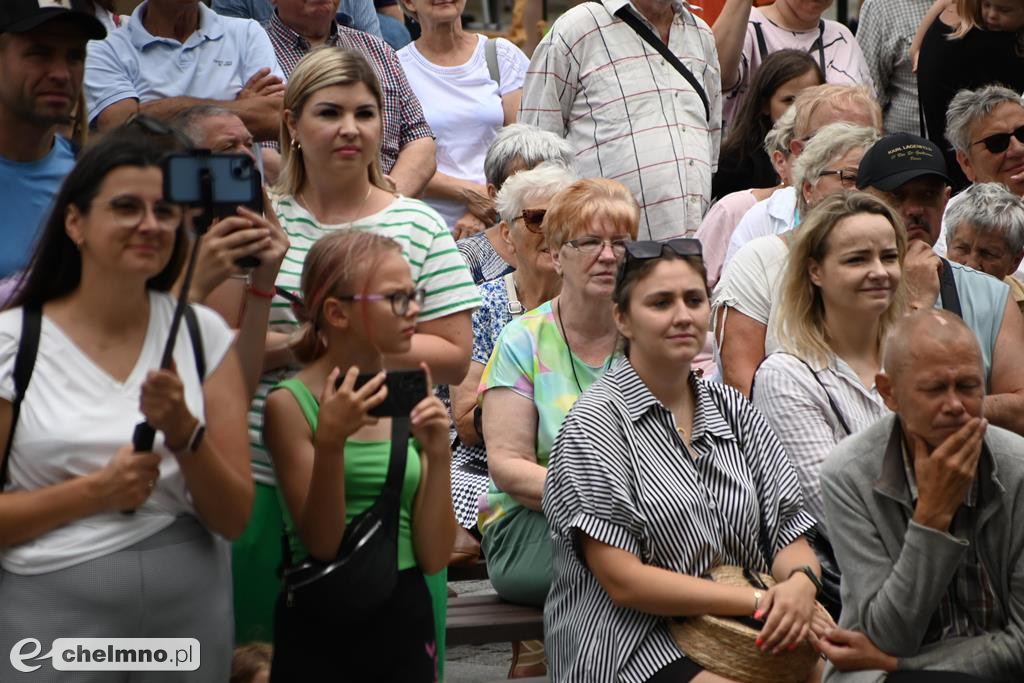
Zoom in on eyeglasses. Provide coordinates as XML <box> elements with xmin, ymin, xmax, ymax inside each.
<box><xmin>615</xmin><ymin>239</ymin><xmax>703</xmax><ymax>288</ymax></box>
<box><xmin>564</xmin><ymin>236</ymin><xmax>629</xmax><ymax>257</ymax></box>
<box><xmin>517</xmin><ymin>209</ymin><xmax>547</xmax><ymax>234</ymax></box>
<box><xmin>817</xmin><ymin>169</ymin><xmax>859</xmax><ymax>188</ymax></box>
<box><xmin>338</xmin><ymin>288</ymin><xmax>426</xmax><ymax>316</ymax></box>
<box><xmin>99</xmin><ymin>195</ymin><xmax>184</xmax><ymax>230</ymax></box>
<box><xmin>971</xmin><ymin>124</ymin><xmax>1024</xmax><ymax>154</ymax></box>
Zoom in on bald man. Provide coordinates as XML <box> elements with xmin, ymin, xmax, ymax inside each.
<box><xmin>814</xmin><ymin>310</ymin><xmax>1024</xmax><ymax>683</ymax></box>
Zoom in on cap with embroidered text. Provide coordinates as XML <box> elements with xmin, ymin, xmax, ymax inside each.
<box><xmin>0</xmin><ymin>0</ymin><xmax>106</xmax><ymax>40</ymax></box>
<box><xmin>856</xmin><ymin>133</ymin><xmax>951</xmax><ymax>192</ymax></box>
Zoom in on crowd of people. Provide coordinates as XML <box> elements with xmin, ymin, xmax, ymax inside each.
<box><xmin>0</xmin><ymin>0</ymin><xmax>1023</xmax><ymax>681</ymax></box>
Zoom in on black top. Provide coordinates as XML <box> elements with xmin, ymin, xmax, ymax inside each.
<box><xmin>917</xmin><ymin>21</ymin><xmax>1024</xmax><ymax>191</ymax></box>
<box><xmin>712</xmin><ymin>147</ymin><xmax>779</xmax><ymax>200</ymax></box>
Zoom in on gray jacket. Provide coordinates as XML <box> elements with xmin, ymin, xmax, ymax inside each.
<box><xmin>821</xmin><ymin>415</ymin><xmax>1024</xmax><ymax>682</ymax></box>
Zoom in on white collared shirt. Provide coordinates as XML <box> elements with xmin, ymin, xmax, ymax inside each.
<box><xmin>519</xmin><ymin>0</ymin><xmax>722</xmax><ymax>241</ymax></box>
<box><xmin>723</xmin><ymin>185</ymin><xmax>797</xmax><ymax>267</ymax></box>
<box><xmin>85</xmin><ymin>1</ymin><xmax>284</xmax><ymax>126</ymax></box>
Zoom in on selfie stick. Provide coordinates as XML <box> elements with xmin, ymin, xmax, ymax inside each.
<box><xmin>131</xmin><ymin>166</ymin><xmax>214</xmax><ymax>455</ymax></box>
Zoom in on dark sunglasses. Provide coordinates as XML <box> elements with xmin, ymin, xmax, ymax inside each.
<box><xmin>517</xmin><ymin>208</ymin><xmax>547</xmax><ymax>234</ymax></box>
<box><xmin>615</xmin><ymin>239</ymin><xmax>703</xmax><ymax>288</ymax></box>
<box><xmin>972</xmin><ymin>124</ymin><xmax>1024</xmax><ymax>154</ymax></box>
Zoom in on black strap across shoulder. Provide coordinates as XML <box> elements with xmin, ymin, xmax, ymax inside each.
<box><xmin>1</xmin><ymin>306</ymin><xmax>42</xmax><ymax>491</ymax></box>
<box><xmin>1</xmin><ymin>303</ymin><xmax>206</xmax><ymax>492</ymax></box>
<box><xmin>590</xmin><ymin>0</ymin><xmax>710</xmax><ymax>121</ymax></box>
<box><xmin>938</xmin><ymin>257</ymin><xmax>963</xmax><ymax>318</ymax></box>
<box><xmin>280</xmin><ymin>415</ymin><xmax>411</xmax><ymax>569</ymax></box>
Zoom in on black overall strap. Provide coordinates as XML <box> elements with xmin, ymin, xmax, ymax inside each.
<box><xmin>938</xmin><ymin>257</ymin><xmax>963</xmax><ymax>318</ymax></box>
<box><xmin>811</xmin><ymin>20</ymin><xmax>827</xmax><ymax>77</ymax></box>
<box><xmin>591</xmin><ymin>1</ymin><xmax>710</xmax><ymax>121</ymax></box>
<box><xmin>753</xmin><ymin>22</ymin><xmax>768</xmax><ymax>61</ymax></box>
<box><xmin>1</xmin><ymin>306</ymin><xmax>42</xmax><ymax>491</ymax></box>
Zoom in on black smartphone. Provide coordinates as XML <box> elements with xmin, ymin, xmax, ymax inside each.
<box><xmin>162</xmin><ymin>153</ymin><xmax>263</xmax><ymax>267</ymax></box>
<box><xmin>338</xmin><ymin>369</ymin><xmax>429</xmax><ymax>418</ymax></box>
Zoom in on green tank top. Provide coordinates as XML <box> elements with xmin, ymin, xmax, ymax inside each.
<box><xmin>271</xmin><ymin>378</ymin><xmax>423</xmax><ymax>570</ymax></box>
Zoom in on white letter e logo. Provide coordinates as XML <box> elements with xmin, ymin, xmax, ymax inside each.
<box><xmin>10</xmin><ymin>638</ymin><xmax>43</xmax><ymax>673</ymax></box>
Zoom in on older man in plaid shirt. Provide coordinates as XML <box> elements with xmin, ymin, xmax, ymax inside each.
<box><xmin>519</xmin><ymin>0</ymin><xmax>721</xmax><ymax>241</ymax></box>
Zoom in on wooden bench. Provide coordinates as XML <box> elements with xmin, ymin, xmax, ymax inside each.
<box><xmin>446</xmin><ymin>593</ymin><xmax>544</xmax><ymax>647</ymax></box>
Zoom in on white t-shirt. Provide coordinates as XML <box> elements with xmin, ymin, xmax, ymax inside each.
<box><xmin>712</xmin><ymin>233</ymin><xmax>790</xmax><ymax>361</ymax></box>
<box><xmin>0</xmin><ymin>293</ymin><xmax>234</xmax><ymax>575</ymax></box>
<box><xmin>398</xmin><ymin>35</ymin><xmax>529</xmax><ymax>229</ymax></box>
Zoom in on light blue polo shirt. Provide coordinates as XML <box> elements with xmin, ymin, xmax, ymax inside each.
<box><xmin>84</xmin><ymin>1</ymin><xmax>285</xmax><ymax>126</ymax></box>
<box><xmin>940</xmin><ymin>260</ymin><xmax>1009</xmax><ymax>389</ymax></box>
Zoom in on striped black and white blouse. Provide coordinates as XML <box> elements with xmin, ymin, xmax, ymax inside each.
<box><xmin>542</xmin><ymin>360</ymin><xmax>815</xmax><ymax>683</ymax></box>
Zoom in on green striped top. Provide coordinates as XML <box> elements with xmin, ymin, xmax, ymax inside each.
<box><xmin>247</xmin><ymin>194</ymin><xmax>481</xmax><ymax>486</ymax></box>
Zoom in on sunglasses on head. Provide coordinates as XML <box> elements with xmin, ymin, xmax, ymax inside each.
<box><xmin>615</xmin><ymin>239</ymin><xmax>703</xmax><ymax>288</ymax></box>
<box><xmin>972</xmin><ymin>124</ymin><xmax>1024</xmax><ymax>154</ymax></box>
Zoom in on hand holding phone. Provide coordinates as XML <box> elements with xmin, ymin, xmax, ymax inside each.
<box><xmin>316</xmin><ymin>367</ymin><xmax>389</xmax><ymax>449</ymax></box>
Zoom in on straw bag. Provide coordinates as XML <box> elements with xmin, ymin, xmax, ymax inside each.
<box><xmin>669</xmin><ymin>566</ymin><xmax>820</xmax><ymax>683</ymax></box>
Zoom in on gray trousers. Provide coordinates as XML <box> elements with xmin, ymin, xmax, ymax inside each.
<box><xmin>0</xmin><ymin>516</ymin><xmax>233</xmax><ymax>682</ymax></box>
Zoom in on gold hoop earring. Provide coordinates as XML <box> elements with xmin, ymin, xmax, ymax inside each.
<box><xmin>291</xmin><ymin>139</ymin><xmax>302</xmax><ymax>152</ymax></box>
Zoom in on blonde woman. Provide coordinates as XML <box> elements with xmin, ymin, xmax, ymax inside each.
<box><xmin>232</xmin><ymin>46</ymin><xmax>479</xmax><ymax>643</ymax></box>
<box><xmin>751</xmin><ymin>192</ymin><xmax>908</xmax><ymax>527</ymax></box>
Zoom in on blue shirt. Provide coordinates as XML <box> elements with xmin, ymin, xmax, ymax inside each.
<box><xmin>0</xmin><ymin>137</ymin><xmax>75</xmax><ymax>278</ymax></box>
<box><xmin>84</xmin><ymin>1</ymin><xmax>285</xmax><ymax>126</ymax></box>
<box><xmin>941</xmin><ymin>260</ymin><xmax>1008</xmax><ymax>387</ymax></box>
<box><xmin>211</xmin><ymin>0</ymin><xmax>382</xmax><ymax>38</ymax></box>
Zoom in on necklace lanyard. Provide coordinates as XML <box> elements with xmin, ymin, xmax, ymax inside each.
<box><xmin>555</xmin><ymin>298</ymin><xmax>613</xmax><ymax>395</ymax></box>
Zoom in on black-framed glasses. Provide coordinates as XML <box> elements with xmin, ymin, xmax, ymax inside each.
<box><xmin>564</xmin><ymin>236</ymin><xmax>629</xmax><ymax>256</ymax></box>
<box><xmin>338</xmin><ymin>288</ymin><xmax>426</xmax><ymax>316</ymax></box>
<box><xmin>615</xmin><ymin>238</ymin><xmax>703</xmax><ymax>288</ymax></box>
<box><xmin>817</xmin><ymin>169</ymin><xmax>859</xmax><ymax>188</ymax></box>
<box><xmin>971</xmin><ymin>124</ymin><xmax>1024</xmax><ymax>154</ymax></box>
<box><xmin>517</xmin><ymin>209</ymin><xmax>547</xmax><ymax>234</ymax></box>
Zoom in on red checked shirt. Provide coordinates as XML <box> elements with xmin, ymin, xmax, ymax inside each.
<box><xmin>265</xmin><ymin>13</ymin><xmax>434</xmax><ymax>173</ymax></box>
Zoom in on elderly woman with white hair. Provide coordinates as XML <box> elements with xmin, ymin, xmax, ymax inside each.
<box><xmin>457</xmin><ymin>124</ymin><xmax>577</xmax><ymax>284</ymax></box>
<box><xmin>946</xmin><ymin>182</ymin><xmax>1024</xmax><ymax>313</ymax></box>
<box><xmin>449</xmin><ymin>162</ymin><xmax>575</xmax><ymax>538</ymax></box>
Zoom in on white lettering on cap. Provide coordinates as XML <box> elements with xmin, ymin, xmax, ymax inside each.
<box><xmin>38</xmin><ymin>1</ymin><xmax>73</xmax><ymax>9</ymax></box>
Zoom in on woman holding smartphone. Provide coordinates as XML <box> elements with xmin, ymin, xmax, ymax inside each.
<box><xmin>262</xmin><ymin>230</ymin><xmax>455</xmax><ymax>680</ymax></box>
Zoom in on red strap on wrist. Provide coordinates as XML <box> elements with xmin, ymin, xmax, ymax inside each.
<box><xmin>248</xmin><ymin>285</ymin><xmax>275</xmax><ymax>299</ymax></box>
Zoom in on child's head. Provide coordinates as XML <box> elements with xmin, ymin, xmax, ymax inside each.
<box><xmin>230</xmin><ymin>643</ymin><xmax>271</xmax><ymax>683</ymax></box>
<box><xmin>292</xmin><ymin>230</ymin><xmax>418</xmax><ymax>363</ymax></box>
<box><xmin>955</xmin><ymin>0</ymin><xmax>1024</xmax><ymax>34</ymax></box>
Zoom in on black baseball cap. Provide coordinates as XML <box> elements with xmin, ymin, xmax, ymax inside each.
<box><xmin>0</xmin><ymin>0</ymin><xmax>106</xmax><ymax>41</ymax></box>
<box><xmin>856</xmin><ymin>133</ymin><xmax>951</xmax><ymax>192</ymax></box>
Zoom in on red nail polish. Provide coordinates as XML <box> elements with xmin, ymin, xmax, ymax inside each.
<box><xmin>754</xmin><ymin>610</ymin><xmax>763</xmax><ymax>619</ymax></box>
<box><xmin>755</xmin><ymin>638</ymin><xmax>763</xmax><ymax>647</ymax></box>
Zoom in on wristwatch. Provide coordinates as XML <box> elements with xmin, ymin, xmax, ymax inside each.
<box><xmin>789</xmin><ymin>565</ymin><xmax>823</xmax><ymax>596</ymax></box>
<box><xmin>171</xmin><ymin>420</ymin><xmax>206</xmax><ymax>458</ymax></box>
